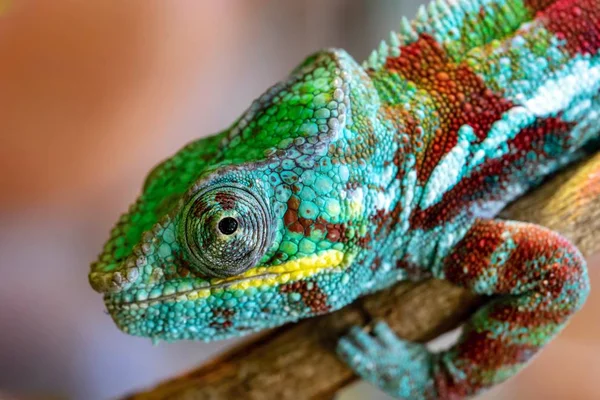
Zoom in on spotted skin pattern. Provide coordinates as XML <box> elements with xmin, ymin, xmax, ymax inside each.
<box><xmin>90</xmin><ymin>0</ymin><xmax>599</xmax><ymax>398</ymax></box>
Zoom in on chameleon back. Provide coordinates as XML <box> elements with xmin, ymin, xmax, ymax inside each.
<box><xmin>359</xmin><ymin>0</ymin><xmax>600</xmax><ymax>280</ymax></box>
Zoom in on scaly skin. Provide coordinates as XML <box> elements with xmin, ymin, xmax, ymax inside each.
<box><xmin>90</xmin><ymin>0</ymin><xmax>599</xmax><ymax>398</ymax></box>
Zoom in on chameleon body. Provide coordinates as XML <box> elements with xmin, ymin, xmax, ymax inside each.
<box><xmin>90</xmin><ymin>0</ymin><xmax>599</xmax><ymax>398</ymax></box>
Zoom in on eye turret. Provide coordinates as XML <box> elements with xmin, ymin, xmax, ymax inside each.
<box><xmin>179</xmin><ymin>183</ymin><xmax>272</xmax><ymax>278</ymax></box>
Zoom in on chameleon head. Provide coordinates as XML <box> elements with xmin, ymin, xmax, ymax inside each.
<box><xmin>89</xmin><ymin>49</ymin><xmax>379</xmax><ymax>341</ymax></box>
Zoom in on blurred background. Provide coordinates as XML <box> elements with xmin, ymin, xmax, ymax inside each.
<box><xmin>0</xmin><ymin>1</ymin><xmax>599</xmax><ymax>399</ymax></box>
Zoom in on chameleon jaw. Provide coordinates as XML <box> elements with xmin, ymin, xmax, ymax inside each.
<box><xmin>105</xmin><ymin>248</ymin><xmax>346</xmax><ymax>309</ymax></box>
<box><xmin>105</xmin><ymin>272</ymin><xmax>278</xmax><ymax>309</ymax></box>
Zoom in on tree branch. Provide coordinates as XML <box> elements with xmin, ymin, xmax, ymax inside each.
<box><xmin>124</xmin><ymin>153</ymin><xmax>600</xmax><ymax>400</ymax></box>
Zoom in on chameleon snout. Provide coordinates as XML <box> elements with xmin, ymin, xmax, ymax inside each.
<box><xmin>89</xmin><ymin>263</ymin><xmax>140</xmax><ymax>294</ymax></box>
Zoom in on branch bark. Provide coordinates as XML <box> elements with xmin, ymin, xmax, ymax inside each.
<box><xmin>124</xmin><ymin>153</ymin><xmax>600</xmax><ymax>400</ymax></box>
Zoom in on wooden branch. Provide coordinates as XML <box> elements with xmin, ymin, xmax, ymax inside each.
<box><xmin>124</xmin><ymin>153</ymin><xmax>600</xmax><ymax>400</ymax></box>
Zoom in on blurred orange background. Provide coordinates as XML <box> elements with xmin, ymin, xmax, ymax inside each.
<box><xmin>0</xmin><ymin>1</ymin><xmax>598</xmax><ymax>399</ymax></box>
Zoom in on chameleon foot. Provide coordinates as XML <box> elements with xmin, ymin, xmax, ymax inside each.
<box><xmin>337</xmin><ymin>321</ymin><xmax>435</xmax><ymax>400</ymax></box>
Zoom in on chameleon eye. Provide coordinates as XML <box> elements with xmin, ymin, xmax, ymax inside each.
<box><xmin>180</xmin><ymin>183</ymin><xmax>272</xmax><ymax>278</ymax></box>
<box><xmin>218</xmin><ymin>217</ymin><xmax>238</xmax><ymax>235</ymax></box>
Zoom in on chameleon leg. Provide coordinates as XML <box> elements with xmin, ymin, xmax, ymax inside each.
<box><xmin>338</xmin><ymin>219</ymin><xmax>590</xmax><ymax>399</ymax></box>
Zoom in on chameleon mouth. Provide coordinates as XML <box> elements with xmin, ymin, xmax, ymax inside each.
<box><xmin>106</xmin><ymin>249</ymin><xmax>345</xmax><ymax>309</ymax></box>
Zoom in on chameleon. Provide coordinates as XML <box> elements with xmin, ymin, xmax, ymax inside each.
<box><xmin>90</xmin><ymin>0</ymin><xmax>600</xmax><ymax>398</ymax></box>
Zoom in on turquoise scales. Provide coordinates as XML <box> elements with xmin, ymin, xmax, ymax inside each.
<box><xmin>90</xmin><ymin>0</ymin><xmax>599</xmax><ymax>398</ymax></box>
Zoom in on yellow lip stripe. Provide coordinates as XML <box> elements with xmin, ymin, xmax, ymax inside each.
<box><xmin>203</xmin><ymin>249</ymin><xmax>346</xmax><ymax>294</ymax></box>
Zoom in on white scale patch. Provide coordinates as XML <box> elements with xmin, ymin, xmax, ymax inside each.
<box><xmin>421</xmin><ymin>124</ymin><xmax>477</xmax><ymax>209</ymax></box>
<box><xmin>373</xmin><ymin>164</ymin><xmax>399</xmax><ymax>212</ymax></box>
<box><xmin>399</xmin><ymin>157</ymin><xmax>418</xmax><ymax>234</ymax></box>
<box><xmin>523</xmin><ymin>56</ymin><xmax>600</xmax><ymax>118</ymax></box>
<box><xmin>468</xmin><ymin>106</ymin><xmax>536</xmax><ymax>169</ymax></box>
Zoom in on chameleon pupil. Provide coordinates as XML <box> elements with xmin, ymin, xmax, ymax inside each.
<box><xmin>218</xmin><ymin>217</ymin><xmax>238</xmax><ymax>235</ymax></box>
